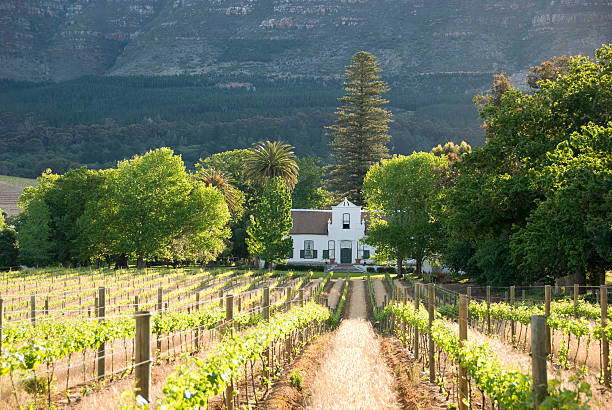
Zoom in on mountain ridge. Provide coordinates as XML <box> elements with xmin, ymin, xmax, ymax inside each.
<box><xmin>1</xmin><ymin>0</ymin><xmax>610</xmax><ymax>82</ymax></box>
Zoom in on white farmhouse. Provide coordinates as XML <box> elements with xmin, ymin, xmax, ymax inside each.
<box><xmin>287</xmin><ymin>198</ymin><xmax>376</xmax><ymax>266</ymax></box>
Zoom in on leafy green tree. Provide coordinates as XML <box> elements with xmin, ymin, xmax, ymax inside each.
<box><xmin>159</xmin><ymin>185</ymin><xmax>230</xmax><ymax>264</ymax></box>
<box><xmin>16</xmin><ymin>196</ymin><xmax>54</xmax><ymax>266</ymax></box>
<box><xmin>194</xmin><ymin>167</ymin><xmax>245</xmax><ymax>220</ymax></box>
<box><xmin>431</xmin><ymin>141</ymin><xmax>472</xmax><ymax>161</ymax></box>
<box><xmin>113</xmin><ymin>147</ymin><xmax>227</xmax><ymax>269</ymax></box>
<box><xmin>76</xmin><ymin>168</ymin><xmax>120</xmax><ymax>266</ymax></box>
<box><xmin>42</xmin><ymin>167</ymin><xmax>107</xmax><ymax>264</ymax></box>
<box><xmin>245</xmin><ymin>141</ymin><xmax>299</xmax><ymax>189</ymax></box>
<box><xmin>196</xmin><ymin>149</ymin><xmax>251</xmax><ymax>193</ymax></box>
<box><xmin>526</xmin><ymin>56</ymin><xmax>571</xmax><ymax>89</ymax></box>
<box><xmin>196</xmin><ymin>149</ymin><xmax>253</xmax><ymax>258</ymax></box>
<box><xmin>292</xmin><ymin>157</ymin><xmax>332</xmax><ymax>209</ymax></box>
<box><xmin>0</xmin><ymin>227</ymin><xmax>18</xmax><ymax>268</ymax></box>
<box><xmin>326</xmin><ymin>51</ymin><xmax>393</xmax><ymax>204</ymax></box>
<box><xmin>0</xmin><ymin>208</ymin><xmax>18</xmax><ymax>269</ymax></box>
<box><xmin>510</xmin><ymin>123</ymin><xmax>612</xmax><ymax>284</ymax></box>
<box><xmin>444</xmin><ymin>44</ymin><xmax>612</xmax><ymax>285</ymax></box>
<box><xmin>363</xmin><ymin>153</ymin><xmax>447</xmax><ymax>277</ymax></box>
<box><xmin>246</xmin><ymin>178</ymin><xmax>293</xmax><ymax>268</ymax></box>
<box><xmin>16</xmin><ymin>171</ymin><xmax>57</xmax><ymax>266</ymax></box>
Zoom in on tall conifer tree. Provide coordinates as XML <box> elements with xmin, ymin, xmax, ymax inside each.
<box><xmin>327</xmin><ymin>51</ymin><xmax>393</xmax><ymax>204</ymax></box>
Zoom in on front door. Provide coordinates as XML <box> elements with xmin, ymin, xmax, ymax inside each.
<box><xmin>340</xmin><ymin>247</ymin><xmax>352</xmax><ymax>264</ymax></box>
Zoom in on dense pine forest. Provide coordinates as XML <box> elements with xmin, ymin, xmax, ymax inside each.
<box><xmin>0</xmin><ymin>73</ymin><xmax>486</xmax><ymax>177</ymax></box>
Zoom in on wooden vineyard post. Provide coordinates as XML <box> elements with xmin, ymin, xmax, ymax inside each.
<box><xmin>466</xmin><ymin>286</ymin><xmax>471</xmax><ymax>325</ymax></box>
<box><xmin>97</xmin><ymin>286</ymin><xmax>106</xmax><ymax>380</ymax></box>
<box><xmin>458</xmin><ymin>295</ymin><xmax>468</xmax><ymax>410</ymax></box>
<box><xmin>225</xmin><ymin>294</ymin><xmax>234</xmax><ymax>410</ymax></box>
<box><xmin>531</xmin><ymin>315</ymin><xmax>548</xmax><ymax>407</ymax></box>
<box><xmin>574</xmin><ymin>284</ymin><xmax>579</xmax><ymax>318</ymax></box>
<box><xmin>414</xmin><ymin>283</ymin><xmax>419</xmax><ymax>360</ymax></box>
<box><xmin>299</xmin><ymin>289</ymin><xmax>304</xmax><ymax>307</ymax></box>
<box><xmin>263</xmin><ymin>287</ymin><xmax>270</xmax><ymax>321</ymax></box>
<box><xmin>601</xmin><ymin>285</ymin><xmax>610</xmax><ymax>387</ymax></box>
<box><xmin>428</xmin><ymin>283</ymin><xmax>435</xmax><ymax>383</ymax></box>
<box><xmin>195</xmin><ymin>292</ymin><xmax>200</xmax><ymax>349</ymax></box>
<box><xmin>44</xmin><ymin>297</ymin><xmax>49</xmax><ymax>315</ymax></box>
<box><xmin>156</xmin><ymin>288</ymin><xmax>163</xmax><ymax>354</ymax></box>
<box><xmin>486</xmin><ymin>285</ymin><xmax>491</xmax><ymax>334</ymax></box>
<box><xmin>522</xmin><ymin>289</ymin><xmax>526</xmax><ymax>302</ymax></box>
<box><xmin>134</xmin><ymin>295</ymin><xmax>139</xmax><ymax>312</ymax></box>
<box><xmin>262</xmin><ymin>287</ymin><xmax>270</xmax><ymax>380</ymax></box>
<box><xmin>135</xmin><ymin>311</ymin><xmax>152</xmax><ymax>403</ymax></box>
<box><xmin>219</xmin><ymin>290</ymin><xmax>224</xmax><ymax>308</ymax></box>
<box><xmin>510</xmin><ymin>285</ymin><xmax>515</xmax><ymax>343</ymax></box>
<box><xmin>30</xmin><ymin>294</ymin><xmax>36</xmax><ymax>326</ymax></box>
<box><xmin>545</xmin><ymin>285</ymin><xmax>551</xmax><ymax>356</ymax></box>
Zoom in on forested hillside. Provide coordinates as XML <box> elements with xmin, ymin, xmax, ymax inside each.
<box><xmin>0</xmin><ymin>74</ymin><xmax>483</xmax><ymax>177</ymax></box>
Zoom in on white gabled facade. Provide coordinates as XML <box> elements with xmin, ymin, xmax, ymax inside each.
<box><xmin>287</xmin><ymin>198</ymin><xmax>376</xmax><ymax>265</ymax></box>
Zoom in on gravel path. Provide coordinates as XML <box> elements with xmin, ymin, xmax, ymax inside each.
<box><xmin>306</xmin><ymin>280</ymin><xmax>401</xmax><ymax>409</ymax></box>
<box><xmin>326</xmin><ymin>279</ymin><xmax>345</xmax><ymax>309</ymax></box>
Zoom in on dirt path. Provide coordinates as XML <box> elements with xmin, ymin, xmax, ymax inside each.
<box><xmin>326</xmin><ymin>279</ymin><xmax>345</xmax><ymax>309</ymax></box>
<box><xmin>306</xmin><ymin>281</ymin><xmax>401</xmax><ymax>409</ymax></box>
<box><xmin>373</xmin><ymin>279</ymin><xmax>388</xmax><ymax>308</ymax></box>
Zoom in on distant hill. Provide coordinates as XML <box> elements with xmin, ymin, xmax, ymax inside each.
<box><xmin>0</xmin><ymin>176</ymin><xmax>35</xmax><ymax>217</ymax></box>
<box><xmin>0</xmin><ymin>0</ymin><xmax>609</xmax><ymax>177</ymax></box>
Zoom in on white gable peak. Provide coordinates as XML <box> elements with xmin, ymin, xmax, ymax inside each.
<box><xmin>337</xmin><ymin>197</ymin><xmax>357</xmax><ymax>207</ymax></box>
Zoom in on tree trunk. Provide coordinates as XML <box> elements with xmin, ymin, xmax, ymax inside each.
<box><xmin>114</xmin><ymin>254</ymin><xmax>128</xmax><ymax>270</ymax></box>
<box><xmin>94</xmin><ymin>258</ymin><xmax>100</xmax><ymax>269</ymax></box>
<box><xmin>601</xmin><ymin>265</ymin><xmax>606</xmax><ymax>286</ymax></box>
<box><xmin>137</xmin><ymin>257</ymin><xmax>145</xmax><ymax>270</ymax></box>
<box><xmin>416</xmin><ymin>259</ymin><xmax>423</xmax><ymax>279</ymax></box>
<box><xmin>397</xmin><ymin>256</ymin><xmax>404</xmax><ymax>277</ymax></box>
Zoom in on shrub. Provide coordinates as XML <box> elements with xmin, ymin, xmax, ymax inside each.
<box><xmin>289</xmin><ymin>371</ymin><xmax>303</xmax><ymax>391</ymax></box>
<box><xmin>275</xmin><ymin>263</ymin><xmax>325</xmax><ymax>272</ymax></box>
<box><xmin>366</xmin><ymin>267</ymin><xmax>377</xmax><ymax>273</ymax></box>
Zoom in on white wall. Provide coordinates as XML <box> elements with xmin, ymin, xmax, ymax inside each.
<box><xmin>287</xmin><ymin>200</ymin><xmax>376</xmax><ymax>265</ymax></box>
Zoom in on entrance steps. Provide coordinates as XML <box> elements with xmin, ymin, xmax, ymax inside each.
<box><xmin>326</xmin><ymin>264</ymin><xmax>366</xmax><ymax>273</ymax></box>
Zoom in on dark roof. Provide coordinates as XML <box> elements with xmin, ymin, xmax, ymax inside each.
<box><xmin>290</xmin><ymin>210</ymin><xmax>331</xmax><ymax>234</ymax></box>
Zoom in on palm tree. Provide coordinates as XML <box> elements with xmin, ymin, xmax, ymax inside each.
<box><xmin>245</xmin><ymin>141</ymin><xmax>299</xmax><ymax>188</ymax></box>
<box><xmin>194</xmin><ymin>168</ymin><xmax>244</xmax><ymax>217</ymax></box>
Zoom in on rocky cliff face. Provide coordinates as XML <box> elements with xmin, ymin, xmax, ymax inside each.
<box><xmin>0</xmin><ymin>0</ymin><xmax>610</xmax><ymax>81</ymax></box>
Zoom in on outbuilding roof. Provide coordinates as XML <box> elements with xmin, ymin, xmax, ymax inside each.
<box><xmin>290</xmin><ymin>210</ymin><xmax>331</xmax><ymax>235</ymax></box>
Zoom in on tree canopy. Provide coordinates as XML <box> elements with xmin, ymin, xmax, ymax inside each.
<box><xmin>443</xmin><ymin>44</ymin><xmax>612</xmax><ymax>285</ymax></box>
<box><xmin>245</xmin><ymin>141</ymin><xmax>299</xmax><ymax>189</ymax></box>
<box><xmin>363</xmin><ymin>153</ymin><xmax>447</xmax><ymax>277</ymax></box>
<box><xmin>246</xmin><ymin>177</ymin><xmax>293</xmax><ymax>267</ymax></box>
<box><xmin>326</xmin><ymin>51</ymin><xmax>393</xmax><ymax>204</ymax></box>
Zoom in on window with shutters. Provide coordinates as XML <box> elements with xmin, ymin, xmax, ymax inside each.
<box><xmin>303</xmin><ymin>240</ymin><xmax>314</xmax><ymax>259</ymax></box>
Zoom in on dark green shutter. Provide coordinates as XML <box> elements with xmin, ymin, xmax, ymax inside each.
<box><xmin>323</xmin><ymin>250</ymin><xmax>329</xmax><ymax>259</ymax></box>
<box><xmin>288</xmin><ymin>248</ymin><xmax>294</xmax><ymax>258</ymax></box>
<box><xmin>363</xmin><ymin>250</ymin><xmax>370</xmax><ymax>259</ymax></box>
<box><xmin>300</xmin><ymin>250</ymin><xmax>305</xmax><ymax>259</ymax></box>
<box><xmin>313</xmin><ymin>250</ymin><xmax>318</xmax><ymax>258</ymax></box>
